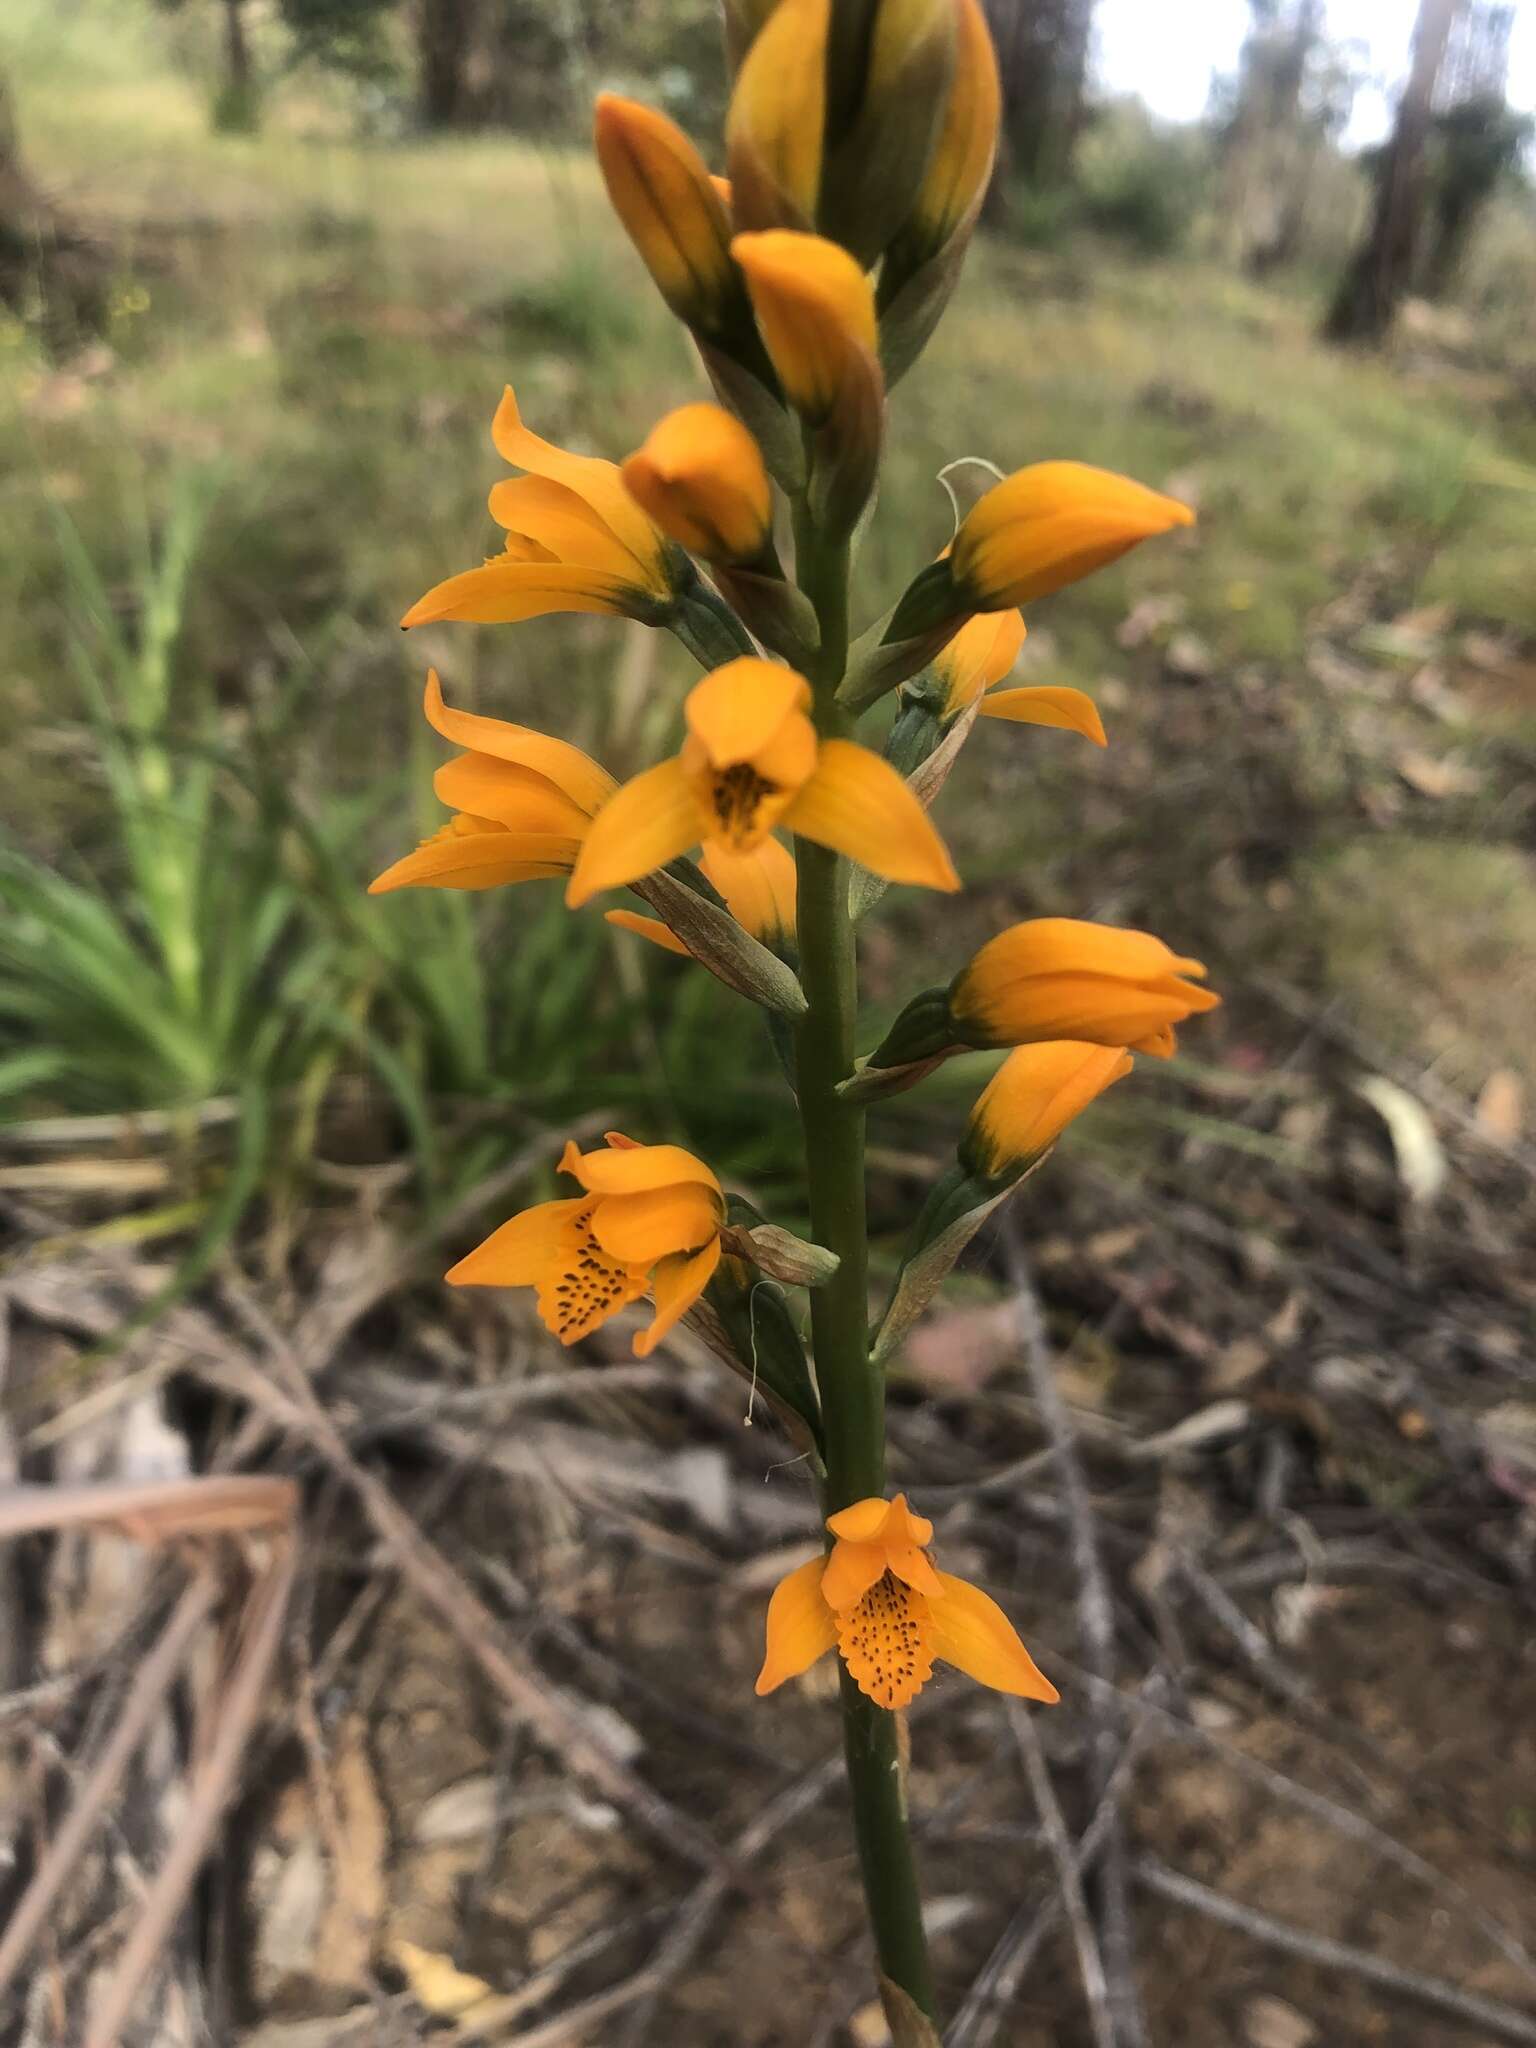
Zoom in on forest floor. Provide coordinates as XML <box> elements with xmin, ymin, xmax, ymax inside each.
<box><xmin>3</xmin><ymin>4</ymin><xmax>1536</xmax><ymax>2044</ymax></box>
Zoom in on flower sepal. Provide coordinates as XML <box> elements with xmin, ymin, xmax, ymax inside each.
<box><xmin>711</xmin><ymin>564</ymin><xmax>821</xmax><ymax>666</ymax></box>
<box><xmin>695</xmin><ymin>1263</ymin><xmax>824</xmax><ymax>1454</ymax></box>
<box><xmin>720</xmin><ymin>1194</ymin><xmax>840</xmax><ymax>1288</ymax></box>
<box><xmin>632</xmin><ymin>863</ymin><xmax>808</xmax><ymax>1018</ymax></box>
<box><xmin>869</xmin><ymin>1160</ymin><xmax>1032</xmax><ymax>1366</ymax></box>
<box><xmin>699</xmin><ymin>340</ymin><xmax>803</xmax><ymax>493</ymax></box>
<box><xmin>860</xmin><ymin>984</ymin><xmax>961</xmax><ymax>1075</ymax></box>
<box><xmin>883</xmin><ymin>556</ymin><xmax>965</xmax><ymax>647</ymax></box>
<box><xmin>838</xmin><ymin>605</ymin><xmax>963</xmax><ymax>714</ymax></box>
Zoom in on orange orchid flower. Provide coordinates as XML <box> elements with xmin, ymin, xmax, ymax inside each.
<box><xmin>402</xmin><ymin>387</ymin><xmax>683</xmax><ymax>631</ymax></box>
<box><xmin>446</xmin><ymin>1133</ymin><xmax>723</xmax><ymax>1357</ymax></box>
<box><xmin>368</xmin><ymin>672</ymin><xmax>615</xmax><ymax>896</ymax></box>
<box><xmin>566</xmin><ymin>657</ymin><xmax>958</xmax><ymax>907</ymax></box>
<box><xmin>951</xmin><ymin>918</ymin><xmax>1220</xmax><ymax>1059</ymax></box>
<box><xmin>756</xmin><ymin>1494</ymin><xmax>1058</xmax><ymax>1710</ymax></box>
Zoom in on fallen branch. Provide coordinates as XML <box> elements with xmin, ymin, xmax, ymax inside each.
<box><xmin>1002</xmin><ymin>1220</ymin><xmax>1145</xmax><ymax>2048</ymax></box>
<box><xmin>0</xmin><ymin>1472</ymin><xmax>298</xmax><ymax>2047</ymax></box>
<box><xmin>1135</xmin><ymin>1857</ymin><xmax>1536</xmax><ymax>2048</ymax></box>
<box><xmin>1009</xmin><ymin>1706</ymin><xmax>1113</xmax><ymax>2048</ymax></box>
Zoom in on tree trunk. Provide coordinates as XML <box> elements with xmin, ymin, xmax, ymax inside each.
<box><xmin>984</xmin><ymin>0</ymin><xmax>1094</xmax><ymax>204</ymax></box>
<box><xmin>1420</xmin><ymin>192</ymin><xmax>1471</xmax><ymax>297</ymax></box>
<box><xmin>213</xmin><ymin>0</ymin><xmax>258</xmax><ymax>132</ymax></box>
<box><xmin>1323</xmin><ymin>0</ymin><xmax>1461</xmax><ymax>345</ymax></box>
<box><xmin>416</xmin><ymin>0</ymin><xmax>477</xmax><ymax>129</ymax></box>
<box><xmin>0</xmin><ymin>72</ymin><xmax>107</xmax><ymax>348</ymax></box>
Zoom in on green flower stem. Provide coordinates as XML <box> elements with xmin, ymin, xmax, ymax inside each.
<box><xmin>792</xmin><ymin>504</ymin><xmax>937</xmax><ymax>2022</ymax></box>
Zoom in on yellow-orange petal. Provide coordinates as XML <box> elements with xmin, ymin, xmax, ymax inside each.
<box><xmin>732</xmin><ymin>231</ymin><xmax>878</xmax><ymax>419</ymax></box>
<box><xmin>684</xmin><ymin>658</ymin><xmax>811</xmax><ymax>767</ymax></box>
<box><xmin>1135</xmin><ymin>1025</ymin><xmax>1178</xmax><ymax>1058</ymax></box>
<box><xmin>699</xmin><ymin>836</ymin><xmax>798</xmax><ymax>942</ymax></box>
<box><xmin>785</xmin><ymin>738</ymin><xmax>960</xmax><ymax>892</ymax></box>
<box><xmin>621</xmin><ymin>404</ymin><xmax>773</xmax><ymax>566</ymax></box>
<box><xmin>421</xmin><ymin>673</ymin><xmax>616</xmax><ymax>816</ymax></box>
<box><xmin>565</xmin><ymin>757</ymin><xmax>703</xmax><ymax>907</ymax></box>
<box><xmin>560</xmin><ymin>1139</ymin><xmax>721</xmax><ymax>1198</ymax></box>
<box><xmin>821</xmin><ymin>1539</ymin><xmax>888</xmax><ymax>1613</ymax></box>
<box><xmin>826</xmin><ymin>1497</ymin><xmax>894</xmax><ymax>1542</ymax></box>
<box><xmin>903</xmin><ymin>0</ymin><xmax>1000</xmax><ymax>252</ymax></box>
<box><xmin>444</xmin><ymin>1198</ymin><xmax>588</xmax><ymax>1287</ymax></box>
<box><xmin>636</xmin><ymin>1234</ymin><xmax>723</xmax><ymax>1356</ymax></box>
<box><xmin>958</xmin><ymin>919</ymin><xmax>1210</xmax><ymax>1000</ymax></box>
<box><xmin>401</xmin><ymin>560</ymin><xmax>637</xmax><ymax>629</ymax></box>
<box><xmin>968</xmin><ymin>973</ymin><xmax>1214</xmax><ymax>1047</ymax></box>
<box><xmin>755</xmin><ymin>1554</ymin><xmax>839</xmax><ymax>1695</ymax></box>
<box><xmin>962</xmin><ymin>1042</ymin><xmax>1133</xmax><ymax>1179</ymax></box>
<box><xmin>726</xmin><ymin>0</ymin><xmax>828</xmax><ymax>233</ymax></box>
<box><xmin>883</xmin><ymin>1543</ymin><xmax>945</xmax><ymax>1600</ymax></box>
<box><xmin>935</xmin><ymin>608</ymin><xmax>1026</xmax><ymax>720</ymax></box>
<box><xmin>952</xmin><ymin>461</ymin><xmax>1195</xmax><ymax>612</ymax></box>
<box><xmin>367</xmin><ymin>828</ymin><xmax>579</xmax><ymax>895</ymax></box>
<box><xmin>605</xmin><ymin>909</ymin><xmax>691</xmax><ymax>956</ymax></box>
<box><xmin>882</xmin><ymin>1493</ymin><xmax>935</xmax><ymax>1548</ymax></box>
<box><xmin>929</xmin><ymin>1570</ymin><xmax>1059</xmax><ymax>1702</ymax></box>
<box><xmin>433</xmin><ymin>755</ymin><xmax>592</xmax><ymax>836</ymax></box>
<box><xmin>979</xmin><ymin>684</ymin><xmax>1106</xmax><ymax>746</ymax></box>
<box><xmin>589</xmin><ymin>1183</ymin><xmax>721</xmax><ymax>1265</ymax></box>
<box><xmin>491</xmin><ymin>386</ymin><xmax>667</xmax><ymax>585</ymax></box>
<box><xmin>487</xmin><ymin>473</ymin><xmax>649</xmax><ymax>579</ymax></box>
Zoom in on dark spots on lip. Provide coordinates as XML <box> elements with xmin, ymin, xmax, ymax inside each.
<box><xmin>710</xmin><ymin>763</ymin><xmax>777</xmax><ymax>845</ymax></box>
<box><xmin>836</xmin><ymin>1570</ymin><xmax>935</xmax><ymax>1710</ymax></box>
<box><xmin>548</xmin><ymin>1204</ymin><xmax>643</xmax><ymax>1340</ymax></box>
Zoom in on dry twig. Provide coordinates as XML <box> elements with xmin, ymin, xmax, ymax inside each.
<box><xmin>1001</xmin><ymin>1220</ymin><xmax>1146</xmax><ymax>2048</ymax></box>
<box><xmin>1135</xmin><ymin>1856</ymin><xmax>1536</xmax><ymax>2047</ymax></box>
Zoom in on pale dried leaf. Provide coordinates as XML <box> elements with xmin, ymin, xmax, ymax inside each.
<box><xmin>1395</xmin><ymin>749</ymin><xmax>1483</xmax><ymax>799</ymax></box>
<box><xmin>414</xmin><ymin>1775</ymin><xmax>498</xmax><ymax>1846</ymax></box>
<box><xmin>1243</xmin><ymin>1992</ymin><xmax>1316</xmax><ymax>2048</ymax></box>
<box><xmin>312</xmin><ymin>1716</ymin><xmax>388</xmax><ymax>1990</ymax></box>
<box><xmin>1355</xmin><ymin>1076</ymin><xmax>1448</xmax><ymax>1205</ymax></box>
<box><xmin>390</xmin><ymin>1939</ymin><xmax>495</xmax><ymax>2018</ymax></box>
<box><xmin>850</xmin><ymin>2000</ymin><xmax>892</xmax><ymax>2047</ymax></box>
<box><xmin>1116</xmin><ymin>592</ymin><xmax>1184</xmax><ymax>648</ymax></box>
<box><xmin>1131</xmin><ymin>1400</ymin><xmax>1251</xmax><ymax>1462</ymax></box>
<box><xmin>1474</xmin><ymin>1067</ymin><xmax>1524</xmax><ymax>1146</ymax></box>
<box><xmin>1165</xmin><ymin>630</ymin><xmax>1215</xmax><ymax>678</ymax></box>
<box><xmin>878</xmin><ymin>1976</ymin><xmax>942</xmax><ymax>2048</ymax></box>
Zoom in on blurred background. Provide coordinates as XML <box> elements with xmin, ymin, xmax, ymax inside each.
<box><xmin>2</xmin><ymin>2</ymin><xmax>1535</xmax><ymax>2044</ymax></box>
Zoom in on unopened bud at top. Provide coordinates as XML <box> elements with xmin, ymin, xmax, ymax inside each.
<box><xmin>595</xmin><ymin>94</ymin><xmax>742</xmax><ymax>340</ymax></box>
<box><xmin>722</xmin><ymin>0</ymin><xmax>782</xmax><ymax>74</ymax></box>
<box><xmin>892</xmin><ymin>0</ymin><xmax>998</xmax><ymax>264</ymax></box>
<box><xmin>726</xmin><ymin>0</ymin><xmax>829</xmax><ymax>234</ymax></box>
<box><xmin>820</xmin><ymin>0</ymin><xmax>960</xmax><ymax>264</ymax></box>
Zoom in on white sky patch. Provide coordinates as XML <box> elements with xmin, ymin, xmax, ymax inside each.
<box><xmin>1094</xmin><ymin>0</ymin><xmax>1536</xmax><ymax>146</ymax></box>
